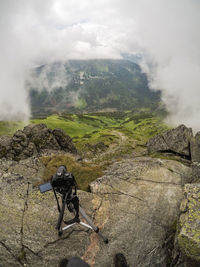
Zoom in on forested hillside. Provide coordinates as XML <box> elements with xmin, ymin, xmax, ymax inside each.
<box><xmin>28</xmin><ymin>59</ymin><xmax>160</xmax><ymax>116</ymax></box>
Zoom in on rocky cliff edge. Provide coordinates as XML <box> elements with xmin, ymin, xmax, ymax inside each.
<box><xmin>0</xmin><ymin>124</ymin><xmax>200</xmax><ymax>266</ymax></box>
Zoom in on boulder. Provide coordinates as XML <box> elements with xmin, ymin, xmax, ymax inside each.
<box><xmin>190</xmin><ymin>132</ymin><xmax>200</xmax><ymax>163</ymax></box>
<box><xmin>23</xmin><ymin>124</ymin><xmax>60</xmax><ymax>151</ymax></box>
<box><xmin>0</xmin><ymin>124</ymin><xmax>77</xmax><ymax>161</ymax></box>
<box><xmin>147</xmin><ymin>124</ymin><xmax>193</xmax><ymax>157</ymax></box>
<box><xmin>177</xmin><ymin>184</ymin><xmax>200</xmax><ymax>265</ymax></box>
<box><xmin>0</xmin><ymin>136</ymin><xmax>12</xmax><ymax>158</ymax></box>
<box><xmin>53</xmin><ymin>128</ymin><xmax>77</xmax><ymax>153</ymax></box>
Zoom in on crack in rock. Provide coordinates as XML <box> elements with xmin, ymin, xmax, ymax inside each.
<box><xmin>19</xmin><ymin>182</ymin><xmax>42</xmax><ymax>262</ymax></box>
<box><xmin>135</xmin><ymin>177</ymin><xmax>182</xmax><ymax>186</ymax></box>
<box><xmin>37</xmin><ymin>228</ymin><xmax>89</xmax><ymax>256</ymax></box>
<box><xmin>0</xmin><ymin>240</ymin><xmax>24</xmax><ymax>266</ymax></box>
<box><xmin>92</xmin><ymin>198</ymin><xmax>103</xmax><ymax>221</ymax></box>
<box><xmin>20</xmin><ymin>183</ymin><xmax>30</xmax><ymax>250</ymax></box>
<box><xmin>97</xmin><ymin>182</ymin><xmax>145</xmax><ymax>202</ymax></box>
<box><xmin>115</xmin><ymin>176</ymin><xmax>138</xmax><ymax>185</ymax></box>
<box><xmin>100</xmin><ymin>191</ymin><xmax>145</xmax><ymax>202</ymax></box>
<box><xmin>23</xmin><ymin>244</ymin><xmax>42</xmax><ymax>259</ymax></box>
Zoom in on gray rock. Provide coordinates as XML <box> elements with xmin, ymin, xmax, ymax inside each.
<box><xmin>191</xmin><ymin>132</ymin><xmax>200</xmax><ymax>163</ymax></box>
<box><xmin>24</xmin><ymin>124</ymin><xmax>60</xmax><ymax>151</ymax></box>
<box><xmin>146</xmin><ymin>133</ymin><xmax>169</xmax><ymax>154</ymax></box>
<box><xmin>147</xmin><ymin>124</ymin><xmax>193</xmax><ymax>157</ymax></box>
<box><xmin>0</xmin><ymin>124</ymin><xmax>77</xmax><ymax>161</ymax></box>
<box><xmin>0</xmin><ymin>136</ymin><xmax>12</xmax><ymax>158</ymax></box>
<box><xmin>53</xmin><ymin>128</ymin><xmax>77</xmax><ymax>154</ymax></box>
<box><xmin>191</xmin><ymin>162</ymin><xmax>200</xmax><ymax>183</ymax></box>
<box><xmin>0</xmin><ymin>155</ymin><xmax>192</xmax><ymax>266</ymax></box>
<box><xmin>176</xmin><ymin>184</ymin><xmax>200</xmax><ymax>265</ymax></box>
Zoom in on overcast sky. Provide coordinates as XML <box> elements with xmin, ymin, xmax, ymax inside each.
<box><xmin>0</xmin><ymin>0</ymin><xmax>200</xmax><ymax>130</ymax></box>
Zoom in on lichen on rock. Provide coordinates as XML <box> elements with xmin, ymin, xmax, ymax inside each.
<box><xmin>178</xmin><ymin>183</ymin><xmax>200</xmax><ymax>262</ymax></box>
<box><xmin>0</xmin><ymin>123</ymin><xmax>77</xmax><ymax>161</ymax></box>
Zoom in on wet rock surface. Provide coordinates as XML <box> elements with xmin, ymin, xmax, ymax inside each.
<box><xmin>0</xmin><ymin>155</ymin><xmax>192</xmax><ymax>266</ymax></box>
<box><xmin>0</xmin><ymin>124</ymin><xmax>77</xmax><ymax>161</ymax></box>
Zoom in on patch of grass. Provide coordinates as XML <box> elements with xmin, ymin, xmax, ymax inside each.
<box><xmin>40</xmin><ymin>154</ymin><xmax>104</xmax><ymax>191</ymax></box>
<box><xmin>73</xmin><ymin>129</ymin><xmax>119</xmax><ymax>156</ymax></box>
<box><xmin>122</xmin><ymin>117</ymin><xmax>169</xmax><ymax>143</ymax></box>
<box><xmin>0</xmin><ymin>121</ymin><xmax>27</xmax><ymax>136</ymax></box>
<box><xmin>31</xmin><ymin>115</ymin><xmax>98</xmax><ymax>137</ymax></box>
<box><xmin>1</xmin><ymin>110</ymin><xmax>170</xmax><ymax>168</ymax></box>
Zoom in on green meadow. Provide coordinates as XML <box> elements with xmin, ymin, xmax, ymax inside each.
<box><xmin>0</xmin><ymin>121</ymin><xmax>27</xmax><ymax>136</ymax></box>
<box><xmin>0</xmin><ymin>110</ymin><xmax>170</xmax><ymax>190</ymax></box>
<box><xmin>0</xmin><ymin>110</ymin><xmax>169</xmax><ymax>154</ymax></box>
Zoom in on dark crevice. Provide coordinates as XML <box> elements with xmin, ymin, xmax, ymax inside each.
<box><xmin>0</xmin><ymin>240</ymin><xmax>24</xmax><ymax>266</ymax></box>
<box><xmin>98</xmin><ymin>181</ymin><xmax>146</xmax><ymax>202</ymax></box>
<box><xmin>159</xmin><ymin>149</ymin><xmax>191</xmax><ymax>161</ymax></box>
<box><xmin>23</xmin><ymin>245</ymin><xmax>42</xmax><ymax>258</ymax></box>
<box><xmin>135</xmin><ymin>177</ymin><xmax>181</xmax><ymax>186</ymax></box>
<box><xmin>19</xmin><ymin>182</ymin><xmax>30</xmax><ymax>262</ymax></box>
<box><xmin>116</xmin><ymin>176</ymin><xmax>137</xmax><ymax>185</ymax></box>
<box><xmin>37</xmin><ymin>228</ymin><xmax>88</xmax><ymax>255</ymax></box>
<box><xmin>92</xmin><ymin>198</ymin><xmax>103</xmax><ymax>221</ymax></box>
<box><xmin>100</xmin><ymin>191</ymin><xmax>145</xmax><ymax>202</ymax></box>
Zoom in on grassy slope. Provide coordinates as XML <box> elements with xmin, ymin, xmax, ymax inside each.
<box><xmin>0</xmin><ymin>110</ymin><xmax>170</xmax><ymax>190</ymax></box>
<box><xmin>30</xmin><ymin>110</ymin><xmax>169</xmax><ymax>153</ymax></box>
<box><xmin>0</xmin><ymin>121</ymin><xmax>27</xmax><ymax>136</ymax></box>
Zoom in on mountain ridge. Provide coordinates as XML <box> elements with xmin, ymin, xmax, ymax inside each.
<box><xmin>28</xmin><ymin>59</ymin><xmax>160</xmax><ymax>116</ymax></box>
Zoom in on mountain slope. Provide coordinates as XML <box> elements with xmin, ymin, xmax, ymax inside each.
<box><xmin>28</xmin><ymin>59</ymin><xmax>160</xmax><ymax>116</ymax></box>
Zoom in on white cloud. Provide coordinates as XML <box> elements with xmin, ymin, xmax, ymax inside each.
<box><xmin>0</xmin><ymin>0</ymin><xmax>200</xmax><ymax>130</ymax></box>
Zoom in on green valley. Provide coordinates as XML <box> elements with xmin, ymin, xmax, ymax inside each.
<box><xmin>28</xmin><ymin>59</ymin><xmax>160</xmax><ymax>116</ymax></box>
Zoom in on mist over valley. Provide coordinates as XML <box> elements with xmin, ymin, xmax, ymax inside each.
<box><xmin>27</xmin><ymin>59</ymin><xmax>161</xmax><ymax>117</ymax></box>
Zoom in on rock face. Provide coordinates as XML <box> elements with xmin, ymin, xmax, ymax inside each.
<box><xmin>147</xmin><ymin>124</ymin><xmax>193</xmax><ymax>158</ymax></box>
<box><xmin>0</xmin><ymin>156</ymin><xmax>192</xmax><ymax>266</ymax></box>
<box><xmin>175</xmin><ymin>183</ymin><xmax>200</xmax><ymax>266</ymax></box>
<box><xmin>190</xmin><ymin>132</ymin><xmax>200</xmax><ymax>163</ymax></box>
<box><xmin>52</xmin><ymin>128</ymin><xmax>77</xmax><ymax>154</ymax></box>
<box><xmin>0</xmin><ymin>124</ymin><xmax>77</xmax><ymax>161</ymax></box>
<box><xmin>0</xmin><ymin>136</ymin><xmax>12</xmax><ymax>158</ymax></box>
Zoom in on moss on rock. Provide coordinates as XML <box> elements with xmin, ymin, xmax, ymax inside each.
<box><xmin>178</xmin><ymin>184</ymin><xmax>200</xmax><ymax>262</ymax></box>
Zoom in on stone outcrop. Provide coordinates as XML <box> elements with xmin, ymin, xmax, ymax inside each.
<box><xmin>0</xmin><ymin>155</ymin><xmax>192</xmax><ymax>266</ymax></box>
<box><xmin>190</xmin><ymin>132</ymin><xmax>200</xmax><ymax>163</ymax></box>
<box><xmin>52</xmin><ymin>128</ymin><xmax>77</xmax><ymax>154</ymax></box>
<box><xmin>0</xmin><ymin>124</ymin><xmax>77</xmax><ymax>161</ymax></box>
<box><xmin>147</xmin><ymin>124</ymin><xmax>193</xmax><ymax>158</ymax></box>
<box><xmin>191</xmin><ymin>162</ymin><xmax>200</xmax><ymax>183</ymax></box>
<box><xmin>174</xmin><ymin>184</ymin><xmax>200</xmax><ymax>266</ymax></box>
<box><xmin>0</xmin><ymin>136</ymin><xmax>12</xmax><ymax>158</ymax></box>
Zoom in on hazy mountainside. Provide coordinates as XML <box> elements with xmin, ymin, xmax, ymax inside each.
<box><xmin>28</xmin><ymin>59</ymin><xmax>160</xmax><ymax>116</ymax></box>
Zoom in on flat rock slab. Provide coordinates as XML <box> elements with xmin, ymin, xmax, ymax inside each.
<box><xmin>0</xmin><ymin>157</ymin><xmax>191</xmax><ymax>266</ymax></box>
